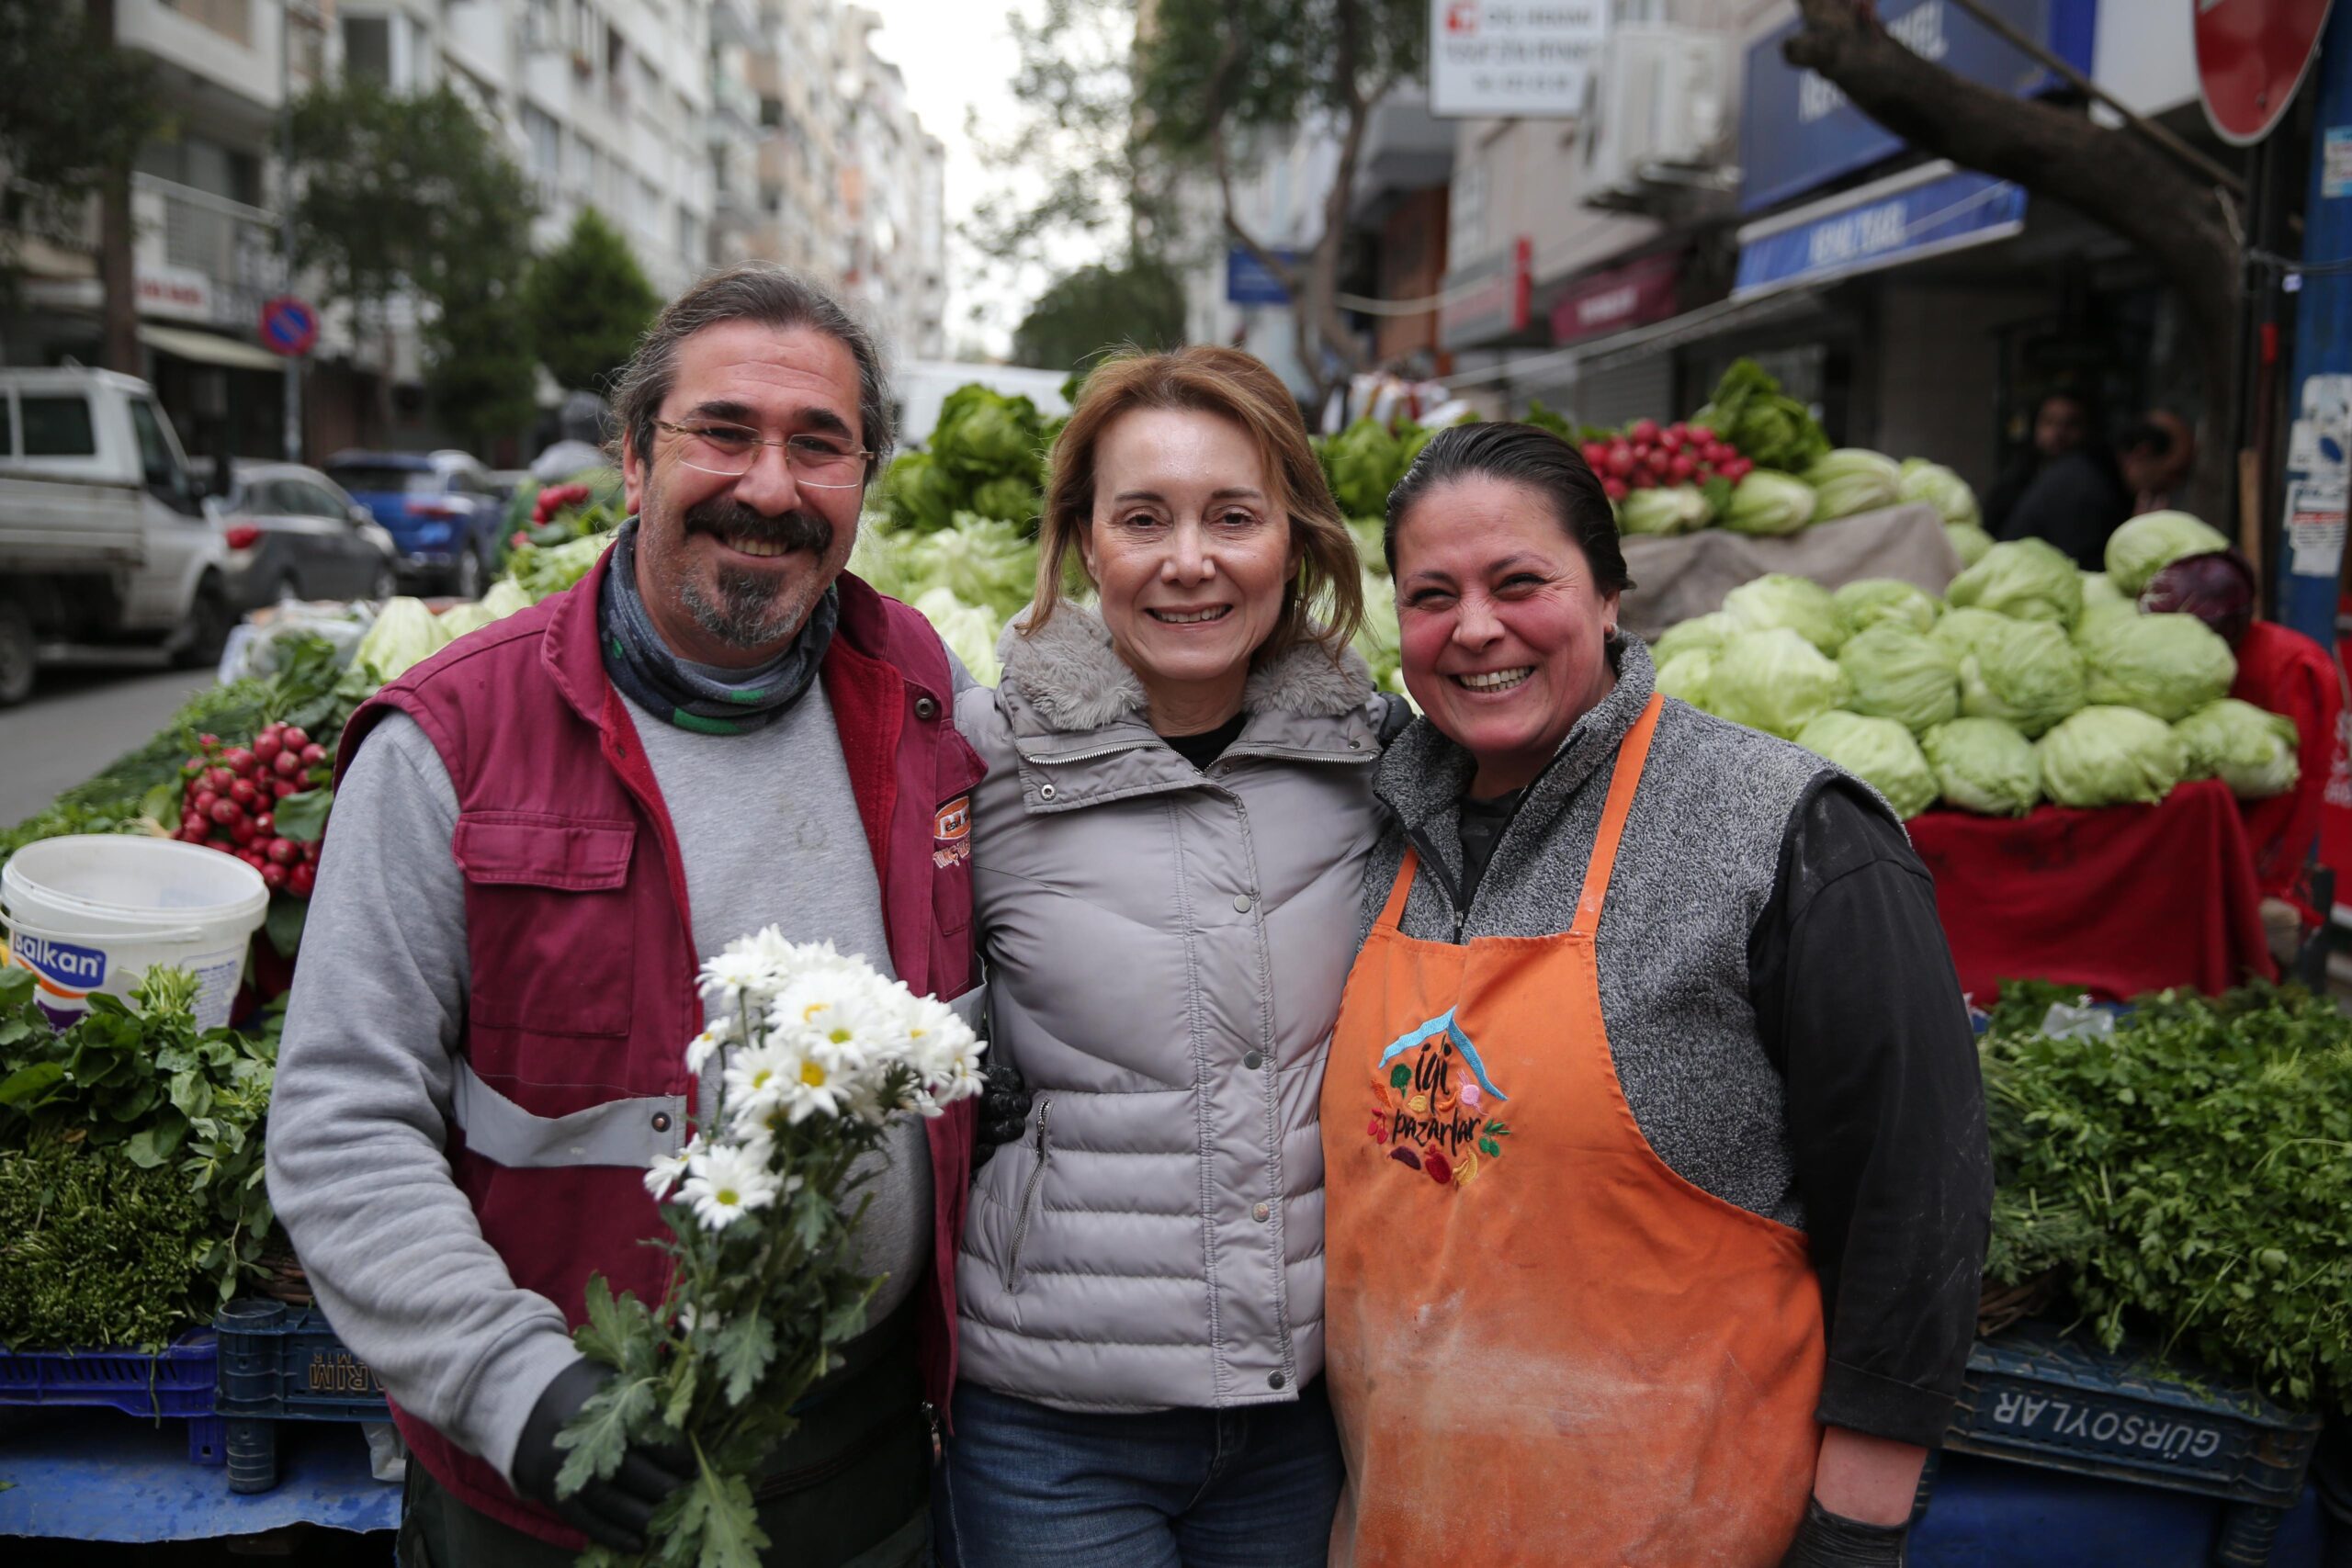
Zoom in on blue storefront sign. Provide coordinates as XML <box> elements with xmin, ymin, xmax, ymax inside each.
<box><xmin>1735</xmin><ymin>164</ymin><xmax>2029</xmax><ymax>299</ymax></box>
<box><xmin>1226</xmin><ymin>247</ymin><xmax>1302</xmax><ymax>307</ymax></box>
<box><xmin>1740</xmin><ymin>0</ymin><xmax>2097</xmax><ymax>212</ymax></box>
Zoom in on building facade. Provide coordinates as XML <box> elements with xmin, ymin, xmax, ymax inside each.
<box><xmin>0</xmin><ymin>0</ymin><xmax>947</xmax><ymax>460</ymax></box>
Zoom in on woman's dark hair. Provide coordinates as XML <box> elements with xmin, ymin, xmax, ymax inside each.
<box><xmin>1383</xmin><ymin>422</ymin><xmax>1634</xmax><ymax>593</ymax></box>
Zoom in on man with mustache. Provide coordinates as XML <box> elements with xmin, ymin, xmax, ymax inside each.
<box><xmin>267</xmin><ymin>265</ymin><xmax>986</xmax><ymax>1567</ymax></box>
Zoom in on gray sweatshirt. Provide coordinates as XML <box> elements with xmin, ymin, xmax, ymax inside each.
<box><xmin>266</xmin><ymin>681</ymin><xmax>929</xmax><ymax>1485</ymax></box>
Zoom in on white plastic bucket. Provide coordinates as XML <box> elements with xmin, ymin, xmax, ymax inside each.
<box><xmin>2</xmin><ymin>835</ymin><xmax>269</xmax><ymax>1032</ymax></box>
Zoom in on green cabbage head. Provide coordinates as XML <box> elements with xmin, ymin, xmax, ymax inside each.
<box><xmin>2037</xmin><ymin>706</ymin><xmax>2188</xmax><ymax>807</ymax></box>
<box><xmin>2079</xmin><ymin>612</ymin><xmax>2237</xmax><ymax>722</ymax></box>
<box><xmin>1657</xmin><ymin>649</ymin><xmax>1715</xmax><ymax>709</ymax></box>
<box><xmin>1898</xmin><ymin>457</ymin><xmax>1981</xmax><ymax>526</ymax></box>
<box><xmin>1654</xmin><ymin>611</ymin><xmax>1741</xmax><ymax>666</ymax></box>
<box><xmin>1958</xmin><ymin>617</ymin><xmax>2085</xmax><ymax>739</ymax></box>
<box><xmin>1720</xmin><ymin>470</ymin><xmax>1819</xmax><ymax>536</ymax></box>
<box><xmin>1946</xmin><ymin>522</ymin><xmax>1995</xmax><ymax>567</ymax></box>
<box><xmin>1795</xmin><ymin>711</ymin><xmax>1938</xmax><ymax>818</ymax></box>
<box><xmin>1835</xmin><ymin>578</ymin><xmax>1939</xmax><ymax>637</ymax></box>
<box><xmin>1946</xmin><ymin>537</ymin><xmax>2083</xmax><ymax>626</ymax></box>
<box><xmin>1929</xmin><ymin>606</ymin><xmax>2016</xmax><ymax>664</ymax></box>
<box><xmin>1802</xmin><ymin>449</ymin><xmax>1903</xmax><ymax>521</ymax></box>
<box><xmin>356</xmin><ymin>596</ymin><xmax>451</xmax><ymax>681</ymax></box>
<box><xmin>2106</xmin><ymin>510</ymin><xmax>2231</xmax><ymax>595</ymax></box>
<box><xmin>1724</xmin><ymin>573</ymin><xmax>1845</xmax><ymax>653</ymax></box>
<box><xmin>1838</xmin><ymin>624</ymin><xmax>1960</xmax><ymax>732</ymax></box>
<box><xmin>1708</xmin><ymin>628</ymin><xmax>1850</xmax><ymax>739</ymax></box>
<box><xmin>1618</xmin><ymin>484</ymin><xmax>1713</xmax><ymax>536</ymax></box>
<box><xmin>913</xmin><ymin>587</ymin><xmax>1006</xmax><ymax>686</ymax></box>
<box><xmin>1920</xmin><ymin>717</ymin><xmax>2041</xmax><ymax>817</ymax></box>
<box><xmin>2174</xmin><ymin>698</ymin><xmax>2300</xmax><ymax>799</ymax></box>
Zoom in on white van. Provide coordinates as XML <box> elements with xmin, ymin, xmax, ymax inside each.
<box><xmin>0</xmin><ymin>368</ymin><xmax>230</xmax><ymax>705</ymax></box>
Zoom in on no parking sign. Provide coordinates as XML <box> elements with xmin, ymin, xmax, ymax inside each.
<box><xmin>259</xmin><ymin>296</ymin><xmax>318</xmax><ymax>357</ymax></box>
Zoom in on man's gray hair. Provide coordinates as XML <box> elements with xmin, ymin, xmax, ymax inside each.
<box><xmin>609</xmin><ymin>263</ymin><xmax>896</xmax><ymax>484</ymax></box>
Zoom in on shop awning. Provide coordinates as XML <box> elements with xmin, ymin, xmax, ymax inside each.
<box><xmin>1571</xmin><ymin>286</ymin><xmax>1827</xmax><ymax>375</ymax></box>
<box><xmin>138</xmin><ymin>323</ymin><xmax>287</xmax><ymax>374</ymax></box>
<box><xmin>1732</xmin><ymin>161</ymin><xmax>2028</xmax><ymax>302</ymax></box>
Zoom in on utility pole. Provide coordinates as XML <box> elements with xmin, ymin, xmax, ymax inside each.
<box><xmin>279</xmin><ymin>0</ymin><xmax>303</xmax><ymax>462</ymax></box>
<box><xmin>2277</xmin><ymin>7</ymin><xmax>2352</xmax><ymax>651</ymax></box>
<box><xmin>88</xmin><ymin>0</ymin><xmax>141</xmax><ymax>376</ymax></box>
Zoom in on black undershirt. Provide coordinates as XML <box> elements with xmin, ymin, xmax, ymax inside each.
<box><xmin>1160</xmin><ymin>712</ymin><xmax>1250</xmax><ymax>771</ymax></box>
<box><xmin>1456</xmin><ymin>788</ymin><xmax>1524</xmax><ymax>910</ymax></box>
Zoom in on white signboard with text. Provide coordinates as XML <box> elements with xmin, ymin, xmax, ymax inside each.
<box><xmin>1430</xmin><ymin>0</ymin><xmax>1609</xmax><ymax>119</ymax></box>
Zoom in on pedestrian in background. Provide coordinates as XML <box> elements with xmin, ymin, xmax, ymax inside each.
<box><xmin>939</xmin><ymin>346</ymin><xmax>1403</xmax><ymax>1568</ymax></box>
<box><xmin>2119</xmin><ymin>410</ymin><xmax>2197</xmax><ymax>516</ymax></box>
<box><xmin>1987</xmin><ymin>389</ymin><xmax>2133</xmax><ymax>568</ymax></box>
<box><xmin>1322</xmin><ymin>423</ymin><xmax>1991</xmax><ymax>1567</ymax></box>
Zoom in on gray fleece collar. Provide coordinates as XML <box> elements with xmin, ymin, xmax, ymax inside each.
<box><xmin>996</xmin><ymin>602</ymin><xmax>1376</xmax><ymax>738</ymax></box>
<box><xmin>1374</xmin><ymin>635</ymin><xmax>1658</xmax><ymax>840</ymax></box>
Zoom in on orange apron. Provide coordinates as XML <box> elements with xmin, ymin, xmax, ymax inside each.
<box><xmin>1322</xmin><ymin>694</ymin><xmax>1826</xmax><ymax>1567</ymax></box>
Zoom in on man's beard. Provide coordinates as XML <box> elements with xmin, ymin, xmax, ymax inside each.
<box><xmin>674</xmin><ymin>497</ymin><xmax>837</xmax><ymax>650</ymax></box>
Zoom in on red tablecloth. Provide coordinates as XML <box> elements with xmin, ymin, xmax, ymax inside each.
<box><xmin>1908</xmin><ymin>779</ymin><xmax>2278</xmax><ymax>1004</ymax></box>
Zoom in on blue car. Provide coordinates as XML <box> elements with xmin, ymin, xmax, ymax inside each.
<box><xmin>322</xmin><ymin>448</ymin><xmax>504</xmax><ymax>599</ymax></box>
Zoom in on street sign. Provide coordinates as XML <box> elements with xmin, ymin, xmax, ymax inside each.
<box><xmin>1429</xmin><ymin>0</ymin><xmax>1609</xmax><ymax>119</ymax></box>
<box><xmin>259</xmin><ymin>296</ymin><xmax>319</xmax><ymax>357</ymax></box>
<box><xmin>1226</xmin><ymin>248</ymin><xmax>1299</xmax><ymax>307</ymax></box>
<box><xmin>2195</xmin><ymin>0</ymin><xmax>2336</xmax><ymax>146</ymax></box>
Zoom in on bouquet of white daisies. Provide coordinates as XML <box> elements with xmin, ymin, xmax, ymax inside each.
<box><xmin>552</xmin><ymin>929</ymin><xmax>984</xmax><ymax>1568</ymax></box>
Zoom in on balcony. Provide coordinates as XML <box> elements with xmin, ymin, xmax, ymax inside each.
<box><xmin>119</xmin><ymin>0</ymin><xmax>282</xmax><ymax>128</ymax></box>
<box><xmin>131</xmin><ymin>173</ymin><xmax>287</xmax><ymax>332</ymax></box>
<box><xmin>1350</xmin><ymin>85</ymin><xmax>1454</xmax><ymax>224</ymax></box>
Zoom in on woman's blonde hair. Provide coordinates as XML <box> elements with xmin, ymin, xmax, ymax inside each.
<box><xmin>1026</xmin><ymin>345</ymin><xmax>1363</xmax><ymax>657</ymax></box>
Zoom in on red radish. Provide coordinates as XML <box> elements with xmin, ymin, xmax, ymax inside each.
<box><xmin>210</xmin><ymin>799</ymin><xmax>242</xmax><ymax>827</ymax></box>
<box><xmin>262</xmin><ymin>863</ymin><xmax>289</xmax><ymax>892</ymax></box>
<box><xmin>275</xmin><ymin>779</ymin><xmax>301</xmax><ymax>800</ymax></box>
<box><xmin>289</xmin><ymin>863</ymin><xmax>317</xmax><ymax>898</ymax></box>
<box><xmin>282</xmin><ymin>728</ymin><xmax>309</xmax><ymax>750</ymax></box>
<box><xmin>1602</xmin><ymin>477</ymin><xmax>1630</xmax><ymax>502</ymax></box>
<box><xmin>1724</xmin><ymin>457</ymin><xmax>1754</xmax><ymax>481</ymax></box>
<box><xmin>198</xmin><ymin>734</ymin><xmax>219</xmax><ymax>748</ymax></box>
<box><xmin>229</xmin><ymin>778</ymin><xmax>259</xmax><ymax>807</ymax></box>
<box><xmin>192</xmin><ymin>790</ymin><xmax>220</xmax><ymax>816</ymax></box>
<box><xmin>254</xmin><ymin>734</ymin><xmax>280</xmax><ymax>764</ymax></box>
<box><xmin>207</xmin><ymin>766</ymin><xmax>235</xmax><ymax>792</ymax></box>
<box><xmin>1668</xmin><ymin>452</ymin><xmax>1697</xmax><ymax>482</ymax></box>
<box><xmin>300</xmin><ymin>743</ymin><xmax>326</xmax><ymax>766</ymax></box>
<box><xmin>222</xmin><ymin>748</ymin><xmax>254</xmax><ymax>774</ymax></box>
<box><xmin>253</xmin><ymin>812</ymin><xmax>273</xmax><ymax>837</ymax></box>
<box><xmin>266</xmin><ymin>838</ymin><xmax>299</xmax><ymax>865</ymax></box>
<box><xmin>300</xmin><ymin>840</ymin><xmax>321</xmax><ymax>863</ymax></box>
<box><xmin>274</xmin><ymin>750</ymin><xmax>302</xmax><ymax>778</ymax></box>
<box><xmin>232</xmin><ymin>821</ymin><xmax>258</xmax><ymax>847</ymax></box>
<box><xmin>1657</xmin><ymin>427</ymin><xmax>1684</xmax><ymax>454</ymax></box>
<box><xmin>1629</xmin><ymin>418</ymin><xmax>1659</xmax><ymax>445</ymax></box>
<box><xmin>1689</xmin><ymin>425</ymin><xmax>1715</xmax><ymax>444</ymax></box>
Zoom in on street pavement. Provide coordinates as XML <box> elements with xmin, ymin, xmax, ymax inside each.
<box><xmin>0</xmin><ymin>658</ymin><xmax>219</xmax><ymax>827</ymax></box>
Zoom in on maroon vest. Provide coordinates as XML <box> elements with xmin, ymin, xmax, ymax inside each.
<box><xmin>336</xmin><ymin>554</ymin><xmax>984</xmax><ymax>1545</ymax></box>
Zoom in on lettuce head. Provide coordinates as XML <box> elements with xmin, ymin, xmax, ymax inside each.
<box><xmin>2037</xmin><ymin>706</ymin><xmax>2188</xmax><ymax>807</ymax></box>
<box><xmin>1708</xmin><ymin>628</ymin><xmax>1850</xmax><ymax>739</ymax></box>
<box><xmin>2174</xmin><ymin>698</ymin><xmax>2300</xmax><ymax>799</ymax></box>
<box><xmin>1958</xmin><ymin>617</ymin><xmax>2085</xmax><ymax>739</ymax></box>
<box><xmin>1724</xmin><ymin>573</ymin><xmax>1845</xmax><ymax>653</ymax></box>
<box><xmin>2079</xmin><ymin>612</ymin><xmax>2237</xmax><ymax>722</ymax></box>
<box><xmin>1795</xmin><ymin>711</ymin><xmax>1938</xmax><ymax>818</ymax></box>
<box><xmin>1920</xmin><ymin>717</ymin><xmax>2041</xmax><ymax>817</ymax></box>
<box><xmin>1835</xmin><ymin>578</ymin><xmax>1939</xmax><ymax>637</ymax></box>
<box><xmin>1946</xmin><ymin>537</ymin><xmax>2083</xmax><ymax>626</ymax></box>
<box><xmin>1838</xmin><ymin>624</ymin><xmax>1960</xmax><ymax>732</ymax></box>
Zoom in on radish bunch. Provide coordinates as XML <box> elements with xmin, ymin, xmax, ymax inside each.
<box><xmin>175</xmin><ymin>723</ymin><xmax>328</xmax><ymax>897</ymax></box>
<box><xmin>1579</xmin><ymin>419</ymin><xmax>1755</xmax><ymax>503</ymax></box>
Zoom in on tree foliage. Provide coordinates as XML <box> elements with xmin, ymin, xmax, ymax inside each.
<box><xmin>523</xmin><ymin>206</ymin><xmax>662</xmax><ymax>396</ymax></box>
<box><xmin>0</xmin><ymin>5</ymin><xmax>160</xmax><ymax>203</ymax></box>
<box><xmin>1012</xmin><ymin>259</ymin><xmax>1187</xmax><ymax>373</ymax></box>
<box><xmin>1135</xmin><ymin>0</ymin><xmax>1426</xmax><ymax>404</ymax></box>
<box><xmin>286</xmin><ymin>80</ymin><xmax>539</xmax><ymax>446</ymax></box>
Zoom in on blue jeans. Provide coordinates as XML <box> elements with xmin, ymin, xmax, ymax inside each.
<box><xmin>933</xmin><ymin>1380</ymin><xmax>1344</xmax><ymax>1568</ymax></box>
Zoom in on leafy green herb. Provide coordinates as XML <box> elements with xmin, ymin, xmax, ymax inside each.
<box><xmin>0</xmin><ymin>1134</ymin><xmax>218</xmax><ymax>1351</ymax></box>
<box><xmin>1983</xmin><ymin>981</ymin><xmax>2352</xmax><ymax>1411</ymax></box>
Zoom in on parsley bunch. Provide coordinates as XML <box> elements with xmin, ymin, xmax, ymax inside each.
<box><xmin>1983</xmin><ymin>982</ymin><xmax>2352</xmax><ymax>1411</ymax></box>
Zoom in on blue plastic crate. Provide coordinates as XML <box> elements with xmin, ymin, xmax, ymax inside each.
<box><xmin>214</xmin><ymin>1298</ymin><xmax>389</xmax><ymax>1494</ymax></box>
<box><xmin>1944</xmin><ymin>1323</ymin><xmax>2324</xmax><ymax>1566</ymax></box>
<box><xmin>0</xmin><ymin>1329</ymin><xmax>225</xmax><ymax>1465</ymax></box>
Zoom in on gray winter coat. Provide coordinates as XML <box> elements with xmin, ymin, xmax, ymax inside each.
<box><xmin>954</xmin><ymin>604</ymin><xmax>1388</xmax><ymax>1412</ymax></box>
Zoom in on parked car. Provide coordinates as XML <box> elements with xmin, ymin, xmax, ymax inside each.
<box><xmin>0</xmin><ymin>367</ymin><xmax>231</xmax><ymax>706</ymax></box>
<box><xmin>214</xmin><ymin>461</ymin><xmax>399</xmax><ymax>613</ymax></box>
<box><xmin>321</xmin><ymin>448</ymin><xmax>503</xmax><ymax>599</ymax></box>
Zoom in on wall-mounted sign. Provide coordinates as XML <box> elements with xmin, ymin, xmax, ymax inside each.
<box><xmin>1735</xmin><ymin>164</ymin><xmax>2026</xmax><ymax>299</ymax></box>
<box><xmin>1226</xmin><ymin>247</ymin><xmax>1301</xmax><ymax>307</ymax></box>
<box><xmin>1429</xmin><ymin>0</ymin><xmax>1609</xmax><ymax>119</ymax></box>
<box><xmin>1549</xmin><ymin>252</ymin><xmax>1682</xmax><ymax>347</ymax></box>
<box><xmin>2195</xmin><ymin>0</ymin><xmax>2335</xmax><ymax>147</ymax></box>
<box><xmin>1738</xmin><ymin>0</ymin><xmax>2095</xmax><ymax>212</ymax></box>
<box><xmin>1440</xmin><ymin>236</ymin><xmax>1532</xmax><ymax>349</ymax></box>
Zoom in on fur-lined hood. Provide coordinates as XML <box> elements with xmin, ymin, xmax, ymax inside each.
<box><xmin>995</xmin><ymin>601</ymin><xmax>1375</xmax><ymax>736</ymax></box>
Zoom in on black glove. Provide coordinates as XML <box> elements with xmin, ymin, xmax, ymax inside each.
<box><xmin>511</xmin><ymin>1359</ymin><xmax>692</xmax><ymax>1552</ymax></box>
<box><xmin>972</xmin><ymin>1059</ymin><xmax>1033</xmax><ymax>1170</ymax></box>
<box><xmin>1779</xmin><ymin>1497</ymin><xmax>1908</xmax><ymax>1568</ymax></box>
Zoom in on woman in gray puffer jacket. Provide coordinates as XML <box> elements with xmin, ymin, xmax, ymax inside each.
<box><xmin>938</xmin><ymin>347</ymin><xmax>1396</xmax><ymax>1568</ymax></box>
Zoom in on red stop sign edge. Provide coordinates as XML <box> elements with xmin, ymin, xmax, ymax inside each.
<box><xmin>2197</xmin><ymin>0</ymin><xmax>2340</xmax><ymax>148</ymax></box>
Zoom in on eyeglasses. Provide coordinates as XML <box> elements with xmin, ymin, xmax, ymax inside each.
<box><xmin>652</xmin><ymin>419</ymin><xmax>874</xmax><ymax>488</ymax></box>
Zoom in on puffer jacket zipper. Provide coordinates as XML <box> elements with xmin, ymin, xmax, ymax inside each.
<box><xmin>1002</xmin><ymin>1096</ymin><xmax>1054</xmax><ymax>1292</ymax></box>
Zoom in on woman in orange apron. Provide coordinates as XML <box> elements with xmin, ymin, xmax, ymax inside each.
<box><xmin>1323</xmin><ymin>424</ymin><xmax>1991</xmax><ymax>1567</ymax></box>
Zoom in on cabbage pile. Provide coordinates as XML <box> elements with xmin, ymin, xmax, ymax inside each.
<box><xmin>1802</xmin><ymin>449</ymin><xmax>1904</xmax><ymax>522</ymax></box>
<box><xmin>1723</xmin><ymin>573</ymin><xmax>1845</xmax><ymax>653</ymax></box>
<box><xmin>883</xmin><ymin>384</ymin><xmax>1051</xmax><ymax>534</ymax></box>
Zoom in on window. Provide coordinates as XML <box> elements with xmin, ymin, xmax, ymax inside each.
<box><xmin>523</xmin><ymin>106</ymin><xmax>561</xmax><ymax>180</ymax></box>
<box><xmin>21</xmin><ymin>396</ymin><xmax>96</xmax><ymax>457</ymax></box>
<box><xmin>290</xmin><ymin>481</ymin><xmax>346</xmax><ymax>518</ymax></box>
<box><xmin>126</xmin><ymin>400</ymin><xmax>180</xmax><ymax>491</ymax></box>
<box><xmin>0</xmin><ymin>399</ymin><xmax>13</xmax><ymax>457</ymax></box>
<box><xmin>344</xmin><ymin>15</ymin><xmax>392</xmax><ymax>83</ymax></box>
